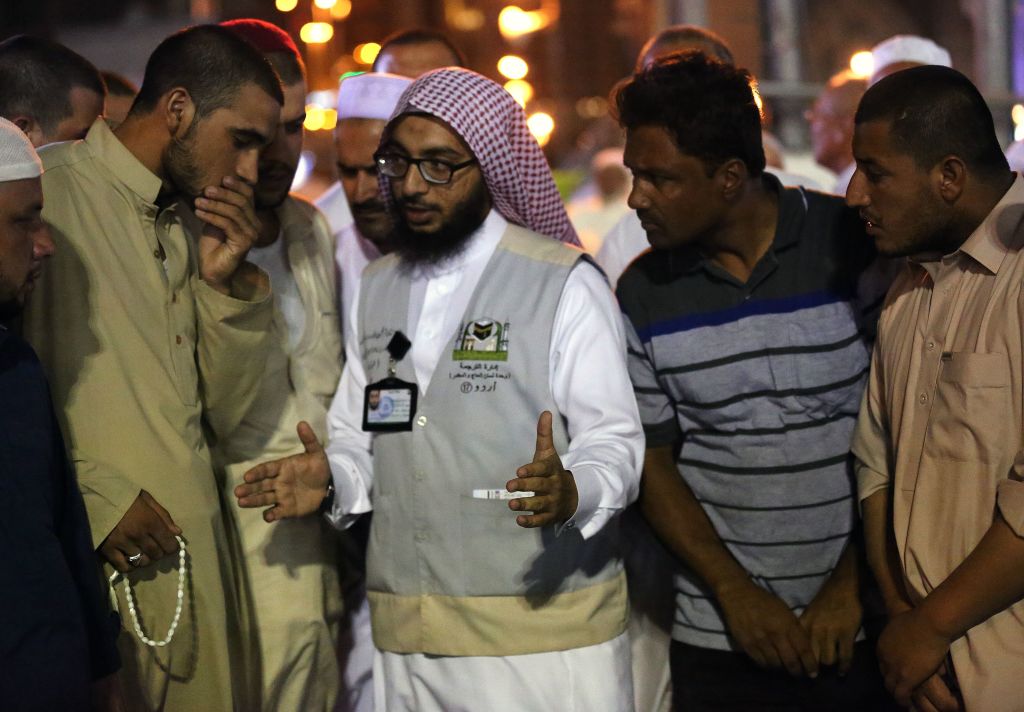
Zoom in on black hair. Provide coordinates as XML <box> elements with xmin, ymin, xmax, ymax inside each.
<box><xmin>131</xmin><ymin>25</ymin><xmax>283</xmax><ymax>120</ymax></box>
<box><xmin>636</xmin><ymin>24</ymin><xmax>734</xmax><ymax>70</ymax></box>
<box><xmin>614</xmin><ymin>50</ymin><xmax>765</xmax><ymax>177</ymax></box>
<box><xmin>265</xmin><ymin>52</ymin><xmax>305</xmax><ymax>87</ymax></box>
<box><xmin>0</xmin><ymin>35</ymin><xmax>105</xmax><ymax>134</ymax></box>
<box><xmin>372</xmin><ymin>28</ymin><xmax>466</xmax><ymax>71</ymax></box>
<box><xmin>101</xmin><ymin>70</ymin><xmax>138</xmax><ymax>97</ymax></box>
<box><xmin>855</xmin><ymin>65</ymin><xmax>1008</xmax><ymax>177</ymax></box>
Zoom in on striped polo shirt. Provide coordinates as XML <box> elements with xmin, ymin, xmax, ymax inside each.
<box><xmin>617</xmin><ymin>176</ymin><xmax>879</xmax><ymax>651</ymax></box>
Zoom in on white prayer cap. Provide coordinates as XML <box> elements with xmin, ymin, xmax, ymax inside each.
<box><xmin>871</xmin><ymin>35</ymin><xmax>952</xmax><ymax>78</ymax></box>
<box><xmin>0</xmin><ymin>117</ymin><xmax>42</xmax><ymax>182</ymax></box>
<box><xmin>336</xmin><ymin>72</ymin><xmax>413</xmax><ymax>121</ymax></box>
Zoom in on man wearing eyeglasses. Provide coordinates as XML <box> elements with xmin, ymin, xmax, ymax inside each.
<box><xmin>236</xmin><ymin>68</ymin><xmax>643</xmax><ymax>712</ymax></box>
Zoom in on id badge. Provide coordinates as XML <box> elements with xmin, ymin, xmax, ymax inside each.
<box><xmin>362</xmin><ymin>377</ymin><xmax>418</xmax><ymax>432</ymax></box>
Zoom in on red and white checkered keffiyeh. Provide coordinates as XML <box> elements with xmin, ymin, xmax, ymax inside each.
<box><xmin>385</xmin><ymin>68</ymin><xmax>580</xmax><ymax>246</ymax></box>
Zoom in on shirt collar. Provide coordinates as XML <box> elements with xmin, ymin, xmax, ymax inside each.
<box><xmin>672</xmin><ymin>172</ymin><xmax>804</xmax><ymax>276</ymax></box>
<box><xmin>85</xmin><ymin>118</ymin><xmax>163</xmax><ymax>205</ymax></box>
<box><xmin>956</xmin><ymin>173</ymin><xmax>1024</xmax><ymax>274</ymax></box>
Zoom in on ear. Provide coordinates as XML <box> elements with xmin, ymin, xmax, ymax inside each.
<box><xmin>163</xmin><ymin>87</ymin><xmax>197</xmax><ymax>139</ymax></box>
<box><xmin>717</xmin><ymin>158</ymin><xmax>748</xmax><ymax>201</ymax></box>
<box><xmin>935</xmin><ymin>155</ymin><xmax>966</xmax><ymax>203</ymax></box>
<box><xmin>10</xmin><ymin>115</ymin><xmax>44</xmax><ymax>148</ymax></box>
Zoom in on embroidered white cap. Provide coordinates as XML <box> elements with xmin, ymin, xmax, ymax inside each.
<box><xmin>0</xmin><ymin>117</ymin><xmax>42</xmax><ymax>182</ymax></box>
<box><xmin>336</xmin><ymin>72</ymin><xmax>413</xmax><ymax>121</ymax></box>
<box><xmin>871</xmin><ymin>35</ymin><xmax>952</xmax><ymax>80</ymax></box>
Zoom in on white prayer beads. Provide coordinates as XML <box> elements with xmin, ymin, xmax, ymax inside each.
<box><xmin>108</xmin><ymin>535</ymin><xmax>187</xmax><ymax>648</ymax></box>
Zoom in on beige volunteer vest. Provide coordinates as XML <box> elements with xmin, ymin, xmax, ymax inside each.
<box><xmin>357</xmin><ymin>224</ymin><xmax>627</xmax><ymax>656</ymax></box>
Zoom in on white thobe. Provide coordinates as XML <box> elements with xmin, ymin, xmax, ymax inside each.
<box><xmin>314</xmin><ymin>181</ymin><xmax>376</xmax><ymax>712</ymax></box>
<box><xmin>324</xmin><ymin>209</ymin><xmax>642</xmax><ymax>712</ymax></box>
<box><xmin>316</xmin><ymin>182</ymin><xmax>383</xmax><ymax>347</ymax></box>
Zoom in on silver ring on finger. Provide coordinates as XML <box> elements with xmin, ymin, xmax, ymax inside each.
<box><xmin>127</xmin><ymin>552</ymin><xmax>144</xmax><ymax>567</ymax></box>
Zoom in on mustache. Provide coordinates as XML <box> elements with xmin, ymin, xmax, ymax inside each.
<box><xmin>351</xmin><ymin>198</ymin><xmax>388</xmax><ymax>214</ymax></box>
<box><xmin>258</xmin><ymin>161</ymin><xmax>295</xmax><ymax>179</ymax></box>
<box><xmin>396</xmin><ymin>197</ymin><xmax>440</xmax><ymax>212</ymax></box>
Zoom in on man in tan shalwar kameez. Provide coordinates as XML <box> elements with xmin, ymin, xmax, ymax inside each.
<box><xmin>23</xmin><ymin>25</ymin><xmax>283</xmax><ymax>711</ymax></box>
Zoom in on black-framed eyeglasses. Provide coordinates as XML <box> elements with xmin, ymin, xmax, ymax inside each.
<box><xmin>374</xmin><ymin>152</ymin><xmax>478</xmax><ymax>185</ymax></box>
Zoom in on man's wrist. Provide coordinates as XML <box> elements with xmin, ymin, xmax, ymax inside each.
<box><xmin>916</xmin><ymin>594</ymin><xmax>962</xmax><ymax>643</ymax></box>
<box><xmin>318</xmin><ymin>481</ymin><xmax>336</xmax><ymax>514</ymax></box>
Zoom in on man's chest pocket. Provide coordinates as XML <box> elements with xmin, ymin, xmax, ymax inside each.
<box><xmin>924</xmin><ymin>351</ymin><xmax>1011</xmax><ymax>464</ymax></box>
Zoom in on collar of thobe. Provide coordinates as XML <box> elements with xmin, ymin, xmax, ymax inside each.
<box><xmin>349</xmin><ymin>224</ymin><xmax>383</xmax><ymax>263</ymax></box>
<box><xmin>85</xmin><ymin>117</ymin><xmax>163</xmax><ymax>207</ymax></box>
<box><xmin>407</xmin><ymin>208</ymin><xmax>508</xmax><ymax>280</ymax></box>
<box><xmin>276</xmin><ymin>196</ymin><xmax>315</xmax><ymax>246</ymax></box>
<box><xmin>912</xmin><ymin>174</ymin><xmax>1024</xmax><ymax>276</ymax></box>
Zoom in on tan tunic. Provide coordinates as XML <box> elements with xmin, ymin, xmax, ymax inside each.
<box><xmin>853</xmin><ymin>176</ymin><xmax>1024</xmax><ymax>711</ymax></box>
<box><xmin>23</xmin><ymin>119</ymin><xmax>272</xmax><ymax>711</ymax></box>
<box><xmin>203</xmin><ymin>196</ymin><xmax>345</xmax><ymax>712</ymax></box>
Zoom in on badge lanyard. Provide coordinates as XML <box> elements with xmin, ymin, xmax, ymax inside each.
<box><xmin>363</xmin><ymin>331</ymin><xmax>419</xmax><ymax>432</ymax></box>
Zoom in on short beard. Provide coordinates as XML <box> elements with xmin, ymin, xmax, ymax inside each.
<box><xmin>254</xmin><ymin>159</ymin><xmax>297</xmax><ymax>210</ymax></box>
<box><xmin>392</xmin><ymin>180</ymin><xmax>490</xmax><ymax>266</ymax></box>
<box><xmin>165</xmin><ymin>122</ymin><xmax>204</xmax><ymax>201</ymax></box>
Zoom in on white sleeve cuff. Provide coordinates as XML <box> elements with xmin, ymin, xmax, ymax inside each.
<box><xmin>324</xmin><ymin>450</ymin><xmax>373</xmax><ymax>530</ymax></box>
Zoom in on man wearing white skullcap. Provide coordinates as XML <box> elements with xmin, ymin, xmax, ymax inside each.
<box><xmin>869</xmin><ymin>34</ymin><xmax>952</xmax><ymax>85</ymax></box>
<box><xmin>0</xmin><ymin>117</ymin><xmax>124</xmax><ymax>711</ymax></box>
<box><xmin>238</xmin><ymin>68</ymin><xmax>642</xmax><ymax>712</ymax></box>
<box><xmin>316</xmin><ymin>72</ymin><xmax>412</xmax><ymax>344</ymax></box>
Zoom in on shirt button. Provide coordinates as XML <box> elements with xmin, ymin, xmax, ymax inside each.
<box><xmin>414</xmin><ymin>470</ymin><xmax>424</xmax><ymax>481</ymax></box>
<box><xmin>175</xmin><ymin>335</ymin><xmax>182</xmax><ymax>345</ymax></box>
<box><xmin>416</xmin><ymin>415</ymin><xmax>427</xmax><ymax>427</ymax></box>
<box><xmin>414</xmin><ymin>532</ymin><xmax>428</xmax><ymax>542</ymax></box>
<box><xmin>153</xmin><ymin>248</ymin><xmax>161</xmax><ymax>259</ymax></box>
<box><xmin>918</xmin><ymin>393</ymin><xmax>928</xmax><ymax>405</ymax></box>
<box><xmin>926</xmin><ymin>341</ymin><xmax>935</xmax><ymax>351</ymax></box>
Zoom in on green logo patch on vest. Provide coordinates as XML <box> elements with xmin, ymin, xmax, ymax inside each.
<box><xmin>452</xmin><ymin>318</ymin><xmax>509</xmax><ymax>361</ymax></box>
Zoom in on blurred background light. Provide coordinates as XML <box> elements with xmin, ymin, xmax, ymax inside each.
<box><xmin>504</xmin><ymin>79</ymin><xmax>534</xmax><ymax>107</ymax></box>
<box><xmin>498</xmin><ymin>54</ymin><xmax>529</xmax><ymax>80</ymax></box>
<box><xmin>849</xmin><ymin>50</ymin><xmax>874</xmax><ymax>79</ymax></box>
<box><xmin>353</xmin><ymin>42</ymin><xmax>381</xmax><ymax>65</ymax></box>
<box><xmin>527</xmin><ymin>111</ymin><xmax>555</xmax><ymax>146</ymax></box>
<box><xmin>300</xmin><ymin>22</ymin><xmax>334</xmax><ymax>44</ymax></box>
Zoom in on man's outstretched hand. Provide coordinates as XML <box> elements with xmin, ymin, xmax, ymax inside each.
<box><xmin>506</xmin><ymin>411</ymin><xmax>578</xmax><ymax>528</ymax></box>
<box><xmin>235</xmin><ymin>421</ymin><xmax>331</xmax><ymax>522</ymax></box>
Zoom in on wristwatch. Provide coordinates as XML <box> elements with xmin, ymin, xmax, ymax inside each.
<box><xmin>318</xmin><ymin>481</ymin><xmax>336</xmax><ymax>514</ymax></box>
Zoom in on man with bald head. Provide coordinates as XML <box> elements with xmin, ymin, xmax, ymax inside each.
<box><xmin>869</xmin><ymin>34</ymin><xmax>952</xmax><ymax>85</ymax></box>
<box><xmin>371</xmin><ymin>28</ymin><xmax>465</xmax><ymax>78</ymax></box>
<box><xmin>806</xmin><ymin>70</ymin><xmax>866</xmax><ymax>194</ymax></box>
